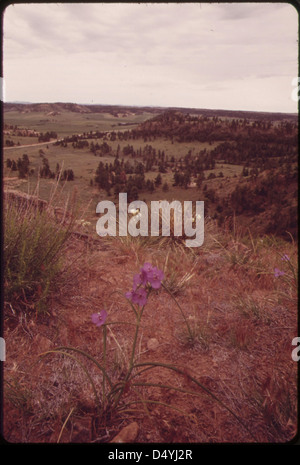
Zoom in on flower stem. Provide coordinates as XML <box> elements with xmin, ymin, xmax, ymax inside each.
<box><xmin>101</xmin><ymin>324</ymin><xmax>107</xmax><ymax>416</ymax></box>
<box><xmin>111</xmin><ymin>304</ymin><xmax>143</xmax><ymax>411</ymax></box>
<box><xmin>161</xmin><ymin>282</ymin><xmax>193</xmax><ymax>340</ymax></box>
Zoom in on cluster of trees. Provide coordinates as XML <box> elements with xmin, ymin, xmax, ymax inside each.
<box><xmin>6</xmin><ymin>154</ymin><xmax>30</xmax><ymax>178</ymax></box>
<box><xmin>171</xmin><ymin>150</ymin><xmax>216</xmax><ymax>186</ymax></box>
<box><xmin>92</xmin><ymin>140</ymin><xmax>221</xmax><ymax>189</ymax></box>
<box><xmin>4</xmin><ymin>123</ymin><xmax>17</xmax><ymax>131</ymax></box>
<box><xmin>90</xmin><ymin>141</ymin><xmax>112</xmax><ymax>156</ymax></box>
<box><xmin>173</xmin><ymin>171</ymin><xmax>192</xmax><ymax>189</ymax></box>
<box><xmin>38</xmin><ymin>158</ymin><xmax>74</xmax><ymax>181</ymax></box>
<box><xmin>61</xmin><ymin>169</ymin><xmax>75</xmax><ymax>181</ymax></box>
<box><xmin>38</xmin><ymin>131</ymin><xmax>57</xmax><ymax>143</ymax></box>
<box><xmin>53</xmin><ymin>131</ymin><xmax>108</xmax><ymax>148</ymax></box>
<box><xmin>5</xmin><ymin>153</ymin><xmax>75</xmax><ymax>182</ymax></box>
<box><xmin>90</xmin><ymin>140</ymin><xmax>170</xmax><ymax>173</ymax></box>
<box><xmin>94</xmin><ymin>158</ymin><xmax>168</xmax><ymax>200</ymax></box>
<box><xmin>118</xmin><ymin>143</ymin><xmax>169</xmax><ymax>173</ymax></box>
<box><xmin>72</xmin><ymin>140</ymin><xmax>89</xmax><ymax>149</ymax></box>
<box><xmin>210</xmin><ymin>138</ymin><xmax>297</xmax><ymax>168</ymax></box>
<box><xmin>90</xmin><ymin>140</ymin><xmax>218</xmax><ymax>186</ymax></box>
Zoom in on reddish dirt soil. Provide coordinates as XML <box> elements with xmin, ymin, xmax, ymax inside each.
<box><xmin>3</xmin><ymin>236</ymin><xmax>298</xmax><ymax>444</ymax></box>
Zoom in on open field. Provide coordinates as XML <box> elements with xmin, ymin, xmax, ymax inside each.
<box><xmin>3</xmin><ymin>109</ymin><xmax>158</xmax><ymax>139</ymax></box>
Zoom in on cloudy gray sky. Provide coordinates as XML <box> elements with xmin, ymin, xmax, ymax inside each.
<box><xmin>3</xmin><ymin>2</ymin><xmax>299</xmax><ymax>113</ymax></box>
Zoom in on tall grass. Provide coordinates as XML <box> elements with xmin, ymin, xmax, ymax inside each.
<box><xmin>4</xmin><ymin>188</ymin><xmax>77</xmax><ymax>316</ymax></box>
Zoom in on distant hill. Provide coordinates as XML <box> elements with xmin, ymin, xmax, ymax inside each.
<box><xmin>131</xmin><ymin>108</ymin><xmax>298</xmax><ymax>143</ymax></box>
<box><xmin>3</xmin><ymin>102</ymin><xmax>92</xmax><ymax>114</ymax></box>
<box><xmin>3</xmin><ymin>102</ymin><xmax>298</xmax><ymax>122</ymax></box>
<box><xmin>3</xmin><ymin>102</ymin><xmax>160</xmax><ymax>116</ymax></box>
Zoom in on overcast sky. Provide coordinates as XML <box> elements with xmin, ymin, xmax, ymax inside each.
<box><xmin>3</xmin><ymin>2</ymin><xmax>299</xmax><ymax>113</ymax></box>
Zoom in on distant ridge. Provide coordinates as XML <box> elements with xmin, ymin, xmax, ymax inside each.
<box><xmin>3</xmin><ymin>101</ymin><xmax>298</xmax><ymax>121</ymax></box>
<box><xmin>9</xmin><ymin>101</ymin><xmax>32</xmax><ymax>104</ymax></box>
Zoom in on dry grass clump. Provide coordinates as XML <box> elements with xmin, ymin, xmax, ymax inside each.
<box><xmin>3</xmin><ymin>188</ymin><xmax>78</xmax><ymax>318</ymax></box>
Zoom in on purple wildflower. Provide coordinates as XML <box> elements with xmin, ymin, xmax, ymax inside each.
<box><xmin>91</xmin><ymin>309</ymin><xmax>108</xmax><ymax>327</ymax></box>
<box><xmin>133</xmin><ymin>262</ymin><xmax>164</xmax><ymax>290</ymax></box>
<box><xmin>281</xmin><ymin>254</ymin><xmax>290</xmax><ymax>262</ymax></box>
<box><xmin>126</xmin><ymin>287</ymin><xmax>148</xmax><ymax>306</ymax></box>
<box><xmin>139</xmin><ymin>262</ymin><xmax>164</xmax><ymax>288</ymax></box>
<box><xmin>125</xmin><ymin>289</ymin><xmax>134</xmax><ymax>300</ymax></box>
<box><xmin>133</xmin><ymin>269</ymin><xmax>148</xmax><ymax>289</ymax></box>
<box><xmin>132</xmin><ymin>287</ymin><xmax>148</xmax><ymax>306</ymax></box>
<box><xmin>141</xmin><ymin>262</ymin><xmax>154</xmax><ymax>275</ymax></box>
<box><xmin>147</xmin><ymin>266</ymin><xmax>165</xmax><ymax>289</ymax></box>
<box><xmin>126</xmin><ymin>263</ymin><xmax>164</xmax><ymax>307</ymax></box>
<box><xmin>274</xmin><ymin>267</ymin><xmax>285</xmax><ymax>278</ymax></box>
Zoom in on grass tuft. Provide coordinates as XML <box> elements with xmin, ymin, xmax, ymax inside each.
<box><xmin>4</xmin><ymin>188</ymin><xmax>77</xmax><ymax>316</ymax></box>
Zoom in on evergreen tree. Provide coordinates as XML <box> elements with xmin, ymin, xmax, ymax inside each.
<box><xmin>162</xmin><ymin>182</ymin><xmax>169</xmax><ymax>192</ymax></box>
<box><xmin>155</xmin><ymin>173</ymin><xmax>162</xmax><ymax>187</ymax></box>
<box><xmin>95</xmin><ymin>161</ymin><xmax>110</xmax><ymax>190</ymax></box>
<box><xmin>40</xmin><ymin>157</ymin><xmax>52</xmax><ymax>178</ymax></box>
<box><xmin>128</xmin><ymin>185</ymin><xmax>139</xmax><ymax>202</ymax></box>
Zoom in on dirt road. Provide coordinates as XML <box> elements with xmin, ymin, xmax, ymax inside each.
<box><xmin>3</xmin><ymin>139</ymin><xmax>61</xmax><ymax>150</ymax></box>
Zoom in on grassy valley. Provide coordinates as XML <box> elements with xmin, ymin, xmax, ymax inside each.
<box><xmin>3</xmin><ymin>103</ymin><xmax>298</xmax><ymax>239</ymax></box>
